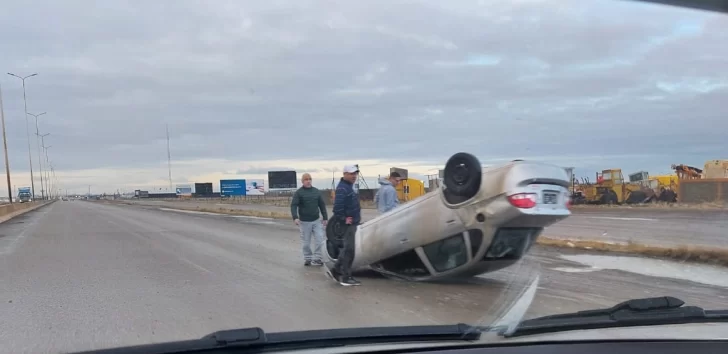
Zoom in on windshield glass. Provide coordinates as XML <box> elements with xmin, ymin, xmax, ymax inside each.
<box><xmin>0</xmin><ymin>0</ymin><xmax>726</xmax><ymax>353</ymax></box>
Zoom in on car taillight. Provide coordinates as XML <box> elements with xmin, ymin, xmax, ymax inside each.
<box><xmin>565</xmin><ymin>199</ymin><xmax>571</xmax><ymax>209</ymax></box>
<box><xmin>508</xmin><ymin>193</ymin><xmax>537</xmax><ymax>209</ymax></box>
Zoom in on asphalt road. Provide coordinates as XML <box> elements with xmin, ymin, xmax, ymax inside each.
<box><xmin>122</xmin><ymin>199</ymin><xmax>728</xmax><ymax>249</ymax></box>
<box><xmin>1</xmin><ymin>201</ymin><xmax>726</xmax><ymax>353</ymax></box>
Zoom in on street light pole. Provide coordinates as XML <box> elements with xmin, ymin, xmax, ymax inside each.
<box><xmin>40</xmin><ymin>135</ymin><xmax>50</xmax><ymax>200</ymax></box>
<box><xmin>44</xmin><ymin>147</ymin><xmax>51</xmax><ymax>199</ymax></box>
<box><xmin>0</xmin><ymin>84</ymin><xmax>12</xmax><ymax>203</ymax></box>
<box><xmin>6</xmin><ymin>72</ymin><xmax>38</xmax><ymax>200</ymax></box>
<box><xmin>48</xmin><ymin>163</ymin><xmax>54</xmax><ymax>199</ymax></box>
<box><xmin>28</xmin><ymin>112</ymin><xmax>46</xmax><ymax>200</ymax></box>
<box><xmin>45</xmin><ymin>149</ymin><xmax>51</xmax><ymax>199</ymax></box>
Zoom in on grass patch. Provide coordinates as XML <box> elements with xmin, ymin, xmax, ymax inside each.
<box><xmin>537</xmin><ymin>237</ymin><xmax>728</xmax><ymax>267</ymax></box>
<box><xmin>184</xmin><ymin>205</ymin><xmax>291</xmax><ymax>219</ymax></box>
<box><xmin>570</xmin><ymin>202</ymin><xmax>726</xmax><ymax>210</ymax></box>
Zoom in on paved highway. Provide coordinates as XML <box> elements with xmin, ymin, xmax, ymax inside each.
<box><xmin>0</xmin><ymin>201</ymin><xmax>726</xmax><ymax>353</ymax></box>
<box><xmin>121</xmin><ymin>199</ymin><xmax>728</xmax><ymax>249</ymax></box>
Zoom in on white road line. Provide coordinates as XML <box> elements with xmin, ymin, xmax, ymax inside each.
<box><xmin>585</xmin><ymin>216</ymin><xmax>657</xmax><ymax>222</ymax></box>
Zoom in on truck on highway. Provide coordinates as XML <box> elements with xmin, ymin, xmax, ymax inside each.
<box><xmin>17</xmin><ymin>187</ymin><xmax>32</xmax><ymax>203</ymax></box>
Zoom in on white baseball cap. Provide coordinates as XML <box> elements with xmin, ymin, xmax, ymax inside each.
<box><xmin>343</xmin><ymin>164</ymin><xmax>359</xmax><ymax>174</ymax></box>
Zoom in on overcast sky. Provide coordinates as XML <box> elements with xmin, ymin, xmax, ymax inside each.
<box><xmin>0</xmin><ymin>0</ymin><xmax>725</xmax><ymax>194</ymax></box>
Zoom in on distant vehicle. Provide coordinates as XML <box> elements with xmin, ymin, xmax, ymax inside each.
<box><xmin>17</xmin><ymin>187</ymin><xmax>32</xmax><ymax>203</ymax></box>
<box><xmin>325</xmin><ymin>152</ymin><xmax>572</xmax><ymax>281</ymax></box>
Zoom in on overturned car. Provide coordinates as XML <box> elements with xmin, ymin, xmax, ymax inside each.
<box><xmin>325</xmin><ymin>152</ymin><xmax>571</xmax><ymax>281</ymax></box>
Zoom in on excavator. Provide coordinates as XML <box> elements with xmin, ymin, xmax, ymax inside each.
<box><xmin>571</xmin><ymin>168</ymin><xmax>678</xmax><ymax>205</ymax></box>
<box><xmin>671</xmin><ymin>164</ymin><xmax>703</xmax><ymax>180</ymax></box>
<box><xmin>571</xmin><ymin>169</ymin><xmax>641</xmax><ymax>205</ymax></box>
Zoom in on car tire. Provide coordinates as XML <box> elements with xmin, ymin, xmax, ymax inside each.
<box><xmin>443</xmin><ymin>152</ymin><xmax>482</xmax><ymax>204</ymax></box>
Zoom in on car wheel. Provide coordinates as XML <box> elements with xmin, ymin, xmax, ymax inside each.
<box><xmin>443</xmin><ymin>152</ymin><xmax>482</xmax><ymax>204</ymax></box>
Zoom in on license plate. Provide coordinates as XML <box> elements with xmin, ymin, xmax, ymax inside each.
<box><xmin>542</xmin><ymin>192</ymin><xmax>558</xmax><ymax>204</ymax></box>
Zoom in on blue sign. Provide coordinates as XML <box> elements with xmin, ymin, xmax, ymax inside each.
<box><xmin>220</xmin><ymin>179</ymin><xmax>247</xmax><ymax>196</ymax></box>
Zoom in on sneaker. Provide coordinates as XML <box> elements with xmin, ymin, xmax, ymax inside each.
<box><xmin>310</xmin><ymin>260</ymin><xmax>324</xmax><ymax>266</ymax></box>
<box><xmin>339</xmin><ymin>277</ymin><xmax>361</xmax><ymax>287</ymax></box>
<box><xmin>304</xmin><ymin>260</ymin><xmax>311</xmax><ymax>266</ymax></box>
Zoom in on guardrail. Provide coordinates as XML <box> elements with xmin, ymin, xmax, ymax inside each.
<box><xmin>0</xmin><ymin>201</ymin><xmax>43</xmax><ymax>215</ymax></box>
<box><xmin>0</xmin><ymin>201</ymin><xmax>53</xmax><ymax>223</ymax></box>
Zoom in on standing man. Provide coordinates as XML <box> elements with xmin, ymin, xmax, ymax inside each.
<box><xmin>326</xmin><ymin>164</ymin><xmax>362</xmax><ymax>286</ymax></box>
<box><xmin>290</xmin><ymin>173</ymin><xmax>328</xmax><ymax>266</ymax></box>
<box><xmin>375</xmin><ymin>171</ymin><xmax>401</xmax><ymax>214</ymax></box>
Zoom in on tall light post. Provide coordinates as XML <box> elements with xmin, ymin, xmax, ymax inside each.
<box><xmin>40</xmin><ymin>136</ymin><xmax>51</xmax><ymax>200</ymax></box>
<box><xmin>28</xmin><ymin>112</ymin><xmax>46</xmax><ymax>200</ymax></box>
<box><xmin>0</xmin><ymin>84</ymin><xmax>12</xmax><ymax>203</ymax></box>
<box><xmin>47</xmin><ymin>162</ymin><xmax>55</xmax><ymax>199</ymax></box>
<box><xmin>6</xmin><ymin>72</ymin><xmax>38</xmax><ymax>200</ymax></box>
<box><xmin>44</xmin><ymin>148</ymin><xmax>52</xmax><ymax>198</ymax></box>
<box><xmin>44</xmin><ymin>148</ymin><xmax>51</xmax><ymax>198</ymax></box>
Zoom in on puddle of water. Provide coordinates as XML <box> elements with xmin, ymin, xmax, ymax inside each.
<box><xmin>560</xmin><ymin>254</ymin><xmax>728</xmax><ymax>288</ymax></box>
<box><xmin>551</xmin><ymin>267</ymin><xmax>597</xmax><ymax>273</ymax></box>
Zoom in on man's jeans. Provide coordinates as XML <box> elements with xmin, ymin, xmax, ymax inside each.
<box><xmin>333</xmin><ymin>222</ymin><xmax>357</xmax><ymax>278</ymax></box>
<box><xmin>299</xmin><ymin>218</ymin><xmax>325</xmax><ymax>261</ymax></box>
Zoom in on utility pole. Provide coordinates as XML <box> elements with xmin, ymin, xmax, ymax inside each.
<box><xmin>37</xmin><ymin>131</ymin><xmax>49</xmax><ymax>200</ymax></box>
<box><xmin>0</xmin><ymin>84</ymin><xmax>12</xmax><ymax>203</ymax></box>
<box><xmin>28</xmin><ymin>112</ymin><xmax>46</xmax><ymax>200</ymax></box>
<box><xmin>6</xmin><ymin>72</ymin><xmax>38</xmax><ymax>200</ymax></box>
<box><xmin>50</xmin><ymin>166</ymin><xmax>55</xmax><ymax>199</ymax></box>
<box><xmin>42</xmin><ymin>142</ymin><xmax>51</xmax><ymax>199</ymax></box>
<box><xmin>166</xmin><ymin>123</ymin><xmax>173</xmax><ymax>193</ymax></box>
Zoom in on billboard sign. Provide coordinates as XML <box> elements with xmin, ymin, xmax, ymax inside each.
<box><xmin>220</xmin><ymin>179</ymin><xmax>247</xmax><ymax>196</ymax></box>
<box><xmin>194</xmin><ymin>182</ymin><xmax>213</xmax><ymax>195</ymax></box>
<box><xmin>175</xmin><ymin>184</ymin><xmax>193</xmax><ymax>196</ymax></box>
<box><xmin>246</xmin><ymin>179</ymin><xmax>266</xmax><ymax>195</ymax></box>
<box><xmin>268</xmin><ymin>171</ymin><xmax>297</xmax><ymax>189</ymax></box>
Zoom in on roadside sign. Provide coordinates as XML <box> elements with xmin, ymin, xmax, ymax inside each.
<box><xmin>220</xmin><ymin>179</ymin><xmax>247</xmax><ymax>196</ymax></box>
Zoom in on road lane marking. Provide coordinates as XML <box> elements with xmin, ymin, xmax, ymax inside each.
<box><xmin>585</xmin><ymin>216</ymin><xmax>657</xmax><ymax>222</ymax></box>
<box><xmin>178</xmin><ymin>257</ymin><xmax>213</xmax><ymax>274</ymax></box>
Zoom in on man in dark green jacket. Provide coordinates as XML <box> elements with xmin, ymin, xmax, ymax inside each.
<box><xmin>290</xmin><ymin>173</ymin><xmax>329</xmax><ymax>266</ymax></box>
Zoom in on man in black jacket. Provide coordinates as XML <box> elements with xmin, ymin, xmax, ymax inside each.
<box><xmin>326</xmin><ymin>164</ymin><xmax>362</xmax><ymax>286</ymax></box>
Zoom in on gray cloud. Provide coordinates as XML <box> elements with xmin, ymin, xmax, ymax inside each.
<box><xmin>0</xmin><ymin>0</ymin><xmax>725</xmax><ymax>192</ymax></box>
<box><xmin>231</xmin><ymin>167</ymin><xmax>323</xmax><ymax>175</ymax></box>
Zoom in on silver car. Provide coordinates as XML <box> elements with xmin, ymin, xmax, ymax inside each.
<box><xmin>326</xmin><ymin>152</ymin><xmax>571</xmax><ymax>281</ymax></box>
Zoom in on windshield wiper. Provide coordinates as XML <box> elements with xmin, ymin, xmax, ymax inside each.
<box><xmin>75</xmin><ymin>323</ymin><xmax>484</xmax><ymax>354</ymax></box>
<box><xmin>509</xmin><ymin>296</ymin><xmax>728</xmax><ymax>337</ymax></box>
